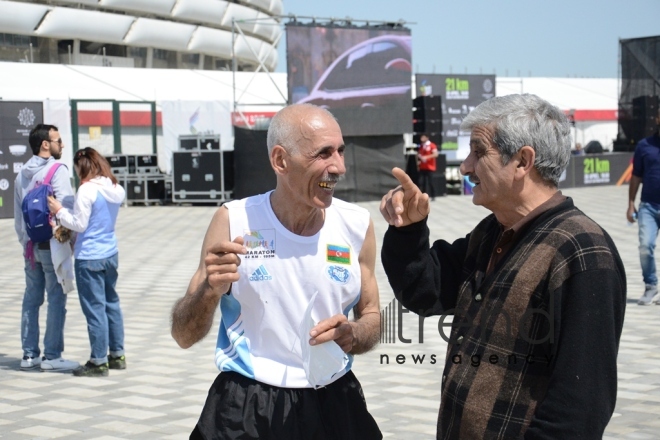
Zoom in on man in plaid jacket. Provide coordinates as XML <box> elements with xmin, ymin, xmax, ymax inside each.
<box><xmin>380</xmin><ymin>94</ymin><xmax>626</xmax><ymax>439</ymax></box>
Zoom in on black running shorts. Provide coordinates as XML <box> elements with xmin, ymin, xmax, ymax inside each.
<box><xmin>190</xmin><ymin>370</ymin><xmax>382</xmax><ymax>440</ymax></box>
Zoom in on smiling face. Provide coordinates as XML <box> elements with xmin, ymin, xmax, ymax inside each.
<box><xmin>459</xmin><ymin>125</ymin><xmax>519</xmax><ymax>215</ymax></box>
<box><xmin>283</xmin><ymin>110</ymin><xmax>346</xmax><ymax>210</ymax></box>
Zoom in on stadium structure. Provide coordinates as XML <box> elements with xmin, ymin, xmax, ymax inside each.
<box><xmin>0</xmin><ymin>0</ymin><xmax>282</xmax><ymax>71</ymax></box>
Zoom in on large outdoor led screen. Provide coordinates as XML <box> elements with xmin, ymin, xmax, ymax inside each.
<box><xmin>287</xmin><ymin>24</ymin><xmax>412</xmax><ymax>137</ymax></box>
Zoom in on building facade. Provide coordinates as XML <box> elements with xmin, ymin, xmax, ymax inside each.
<box><xmin>0</xmin><ymin>0</ymin><xmax>282</xmax><ymax>71</ymax></box>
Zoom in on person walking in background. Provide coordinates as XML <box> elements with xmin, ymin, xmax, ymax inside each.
<box><xmin>48</xmin><ymin>147</ymin><xmax>126</xmax><ymax>377</ymax></box>
<box><xmin>627</xmin><ymin>107</ymin><xmax>660</xmax><ymax>305</ymax></box>
<box><xmin>14</xmin><ymin>123</ymin><xmax>79</xmax><ymax>372</ymax></box>
<box><xmin>380</xmin><ymin>94</ymin><xmax>625</xmax><ymax>438</ymax></box>
<box><xmin>417</xmin><ymin>133</ymin><xmax>439</xmax><ymax>200</ymax></box>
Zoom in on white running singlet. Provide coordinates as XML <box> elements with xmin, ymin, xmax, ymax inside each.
<box><xmin>216</xmin><ymin>191</ymin><xmax>370</xmax><ymax>388</ymax></box>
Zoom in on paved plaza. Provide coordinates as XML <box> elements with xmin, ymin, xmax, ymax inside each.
<box><xmin>1</xmin><ymin>183</ymin><xmax>659</xmax><ymax>439</ymax></box>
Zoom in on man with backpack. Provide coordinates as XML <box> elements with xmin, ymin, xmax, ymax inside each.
<box><xmin>13</xmin><ymin>123</ymin><xmax>79</xmax><ymax>372</ymax></box>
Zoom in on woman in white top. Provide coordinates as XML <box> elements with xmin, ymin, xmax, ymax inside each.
<box><xmin>48</xmin><ymin>147</ymin><xmax>126</xmax><ymax>377</ymax></box>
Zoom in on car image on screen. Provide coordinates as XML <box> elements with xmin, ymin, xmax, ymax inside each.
<box><xmin>297</xmin><ymin>34</ymin><xmax>412</xmax><ymax>136</ymax></box>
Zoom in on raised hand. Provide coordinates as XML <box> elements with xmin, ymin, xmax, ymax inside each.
<box><xmin>205</xmin><ymin>236</ymin><xmax>246</xmax><ymax>294</ymax></box>
<box><xmin>380</xmin><ymin>167</ymin><xmax>430</xmax><ymax>227</ymax></box>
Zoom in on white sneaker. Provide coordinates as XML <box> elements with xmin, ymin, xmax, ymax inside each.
<box><xmin>20</xmin><ymin>356</ymin><xmax>42</xmax><ymax>370</ymax></box>
<box><xmin>638</xmin><ymin>285</ymin><xmax>659</xmax><ymax>305</ymax></box>
<box><xmin>40</xmin><ymin>357</ymin><xmax>80</xmax><ymax>372</ymax></box>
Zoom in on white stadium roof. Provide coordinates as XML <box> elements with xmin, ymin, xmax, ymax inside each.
<box><xmin>0</xmin><ymin>0</ymin><xmax>282</xmax><ymax>70</ymax></box>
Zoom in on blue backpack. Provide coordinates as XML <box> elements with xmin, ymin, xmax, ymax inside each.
<box><xmin>22</xmin><ymin>163</ymin><xmax>63</xmax><ymax>243</ymax></box>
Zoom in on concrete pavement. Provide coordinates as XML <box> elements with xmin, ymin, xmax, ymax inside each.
<box><xmin>1</xmin><ymin>184</ymin><xmax>658</xmax><ymax>439</ymax></box>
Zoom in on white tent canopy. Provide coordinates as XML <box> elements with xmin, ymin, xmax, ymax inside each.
<box><xmin>497</xmin><ymin>77</ymin><xmax>618</xmax><ymax>110</ymax></box>
<box><xmin>497</xmin><ymin>77</ymin><xmax>619</xmax><ymax>152</ymax></box>
<box><xmin>0</xmin><ymin>61</ymin><xmax>287</xmax><ymax>104</ymax></box>
<box><xmin>0</xmin><ymin>62</ymin><xmax>619</xmax><ymax>173</ymax></box>
<box><xmin>0</xmin><ymin>62</ymin><xmax>616</xmax><ymax>110</ymax></box>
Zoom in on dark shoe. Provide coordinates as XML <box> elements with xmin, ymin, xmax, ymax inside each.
<box><xmin>108</xmin><ymin>355</ymin><xmax>126</xmax><ymax>370</ymax></box>
<box><xmin>73</xmin><ymin>361</ymin><xmax>109</xmax><ymax>377</ymax></box>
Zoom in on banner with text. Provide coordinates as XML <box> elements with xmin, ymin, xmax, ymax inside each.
<box><xmin>0</xmin><ymin>101</ymin><xmax>44</xmax><ymax>219</ymax></box>
<box><xmin>415</xmin><ymin>74</ymin><xmax>495</xmax><ymax>150</ymax></box>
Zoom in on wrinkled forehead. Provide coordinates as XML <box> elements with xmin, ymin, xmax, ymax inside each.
<box><xmin>469</xmin><ymin>125</ymin><xmax>498</xmax><ymax>149</ymax></box>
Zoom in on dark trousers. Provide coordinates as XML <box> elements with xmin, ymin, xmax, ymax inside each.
<box><xmin>418</xmin><ymin>170</ymin><xmax>436</xmax><ymax>199</ymax></box>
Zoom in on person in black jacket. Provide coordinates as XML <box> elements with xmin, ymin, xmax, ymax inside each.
<box><xmin>380</xmin><ymin>94</ymin><xmax>626</xmax><ymax>439</ymax></box>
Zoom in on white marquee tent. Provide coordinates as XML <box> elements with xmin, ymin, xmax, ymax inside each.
<box><xmin>0</xmin><ymin>61</ymin><xmax>619</xmax><ymax>175</ymax></box>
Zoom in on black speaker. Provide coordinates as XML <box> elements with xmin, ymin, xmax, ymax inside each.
<box><xmin>135</xmin><ymin>154</ymin><xmax>159</xmax><ymax>173</ymax></box>
<box><xmin>436</xmin><ymin>153</ymin><xmax>447</xmax><ymax>173</ymax></box>
<box><xmin>125</xmin><ymin>177</ymin><xmax>167</xmax><ymax>202</ymax></box>
<box><xmin>432</xmin><ymin>174</ymin><xmax>447</xmax><ymax>197</ymax></box>
<box><xmin>126</xmin><ymin>179</ymin><xmax>145</xmax><ymax>201</ymax></box>
<box><xmin>413</xmin><ymin>120</ymin><xmax>442</xmax><ymax>134</ymax></box>
<box><xmin>172</xmin><ymin>151</ymin><xmax>232</xmax><ymax>201</ymax></box>
<box><xmin>179</xmin><ymin>135</ymin><xmax>221</xmax><ymax>151</ymax></box>
<box><xmin>179</xmin><ymin>138</ymin><xmax>199</xmax><ymax>151</ymax></box>
<box><xmin>405</xmin><ymin>153</ymin><xmax>419</xmax><ymax>187</ymax></box>
<box><xmin>413</xmin><ymin>96</ymin><xmax>442</xmax><ymax>120</ymax></box>
<box><xmin>233</xmin><ymin>127</ymin><xmax>276</xmax><ymax>199</ymax></box>
<box><xmin>173</xmin><ymin>151</ymin><xmax>220</xmax><ymax>193</ymax></box>
<box><xmin>413</xmin><ymin>96</ymin><xmax>443</xmax><ymax>148</ymax></box>
<box><xmin>199</xmin><ymin>136</ymin><xmax>220</xmax><ymax>151</ymax></box>
<box><xmin>222</xmin><ymin>150</ymin><xmax>234</xmax><ymax>191</ymax></box>
<box><xmin>105</xmin><ymin>155</ymin><xmax>135</xmax><ymax>174</ymax></box>
<box><xmin>632</xmin><ymin>95</ymin><xmax>659</xmax><ymax>142</ymax></box>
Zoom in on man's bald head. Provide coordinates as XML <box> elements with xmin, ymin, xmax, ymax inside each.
<box><xmin>267</xmin><ymin>104</ymin><xmax>339</xmax><ymax>155</ymax></box>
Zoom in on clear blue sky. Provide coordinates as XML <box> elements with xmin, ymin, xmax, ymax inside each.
<box><xmin>276</xmin><ymin>0</ymin><xmax>659</xmax><ymax>78</ymax></box>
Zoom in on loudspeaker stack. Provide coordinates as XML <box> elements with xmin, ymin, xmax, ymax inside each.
<box><xmin>104</xmin><ymin>154</ymin><xmax>168</xmax><ymax>204</ymax></box>
<box><xmin>413</xmin><ymin>96</ymin><xmax>442</xmax><ymax>147</ymax></box>
<box><xmin>632</xmin><ymin>95</ymin><xmax>659</xmax><ymax>143</ymax></box>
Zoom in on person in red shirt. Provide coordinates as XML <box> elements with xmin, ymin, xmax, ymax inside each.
<box><xmin>417</xmin><ymin>134</ymin><xmax>439</xmax><ymax>200</ymax></box>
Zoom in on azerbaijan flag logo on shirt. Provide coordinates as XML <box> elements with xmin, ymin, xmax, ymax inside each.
<box><xmin>327</xmin><ymin>244</ymin><xmax>351</xmax><ymax>265</ymax></box>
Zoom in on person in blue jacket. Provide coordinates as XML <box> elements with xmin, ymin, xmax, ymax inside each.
<box><xmin>627</xmin><ymin>107</ymin><xmax>660</xmax><ymax>305</ymax></box>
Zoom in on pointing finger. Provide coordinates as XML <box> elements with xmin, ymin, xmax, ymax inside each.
<box><xmin>392</xmin><ymin>167</ymin><xmax>416</xmax><ymax>192</ymax></box>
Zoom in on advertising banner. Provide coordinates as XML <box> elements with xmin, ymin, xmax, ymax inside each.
<box><xmin>287</xmin><ymin>24</ymin><xmax>412</xmax><ymax>137</ymax></box>
<box><xmin>570</xmin><ymin>152</ymin><xmax>633</xmax><ymax>188</ymax></box>
<box><xmin>415</xmin><ymin>74</ymin><xmax>495</xmax><ymax>150</ymax></box>
<box><xmin>0</xmin><ymin>101</ymin><xmax>43</xmax><ymax>219</ymax></box>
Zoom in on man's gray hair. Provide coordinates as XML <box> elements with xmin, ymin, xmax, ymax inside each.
<box><xmin>461</xmin><ymin>94</ymin><xmax>571</xmax><ymax>186</ymax></box>
<box><xmin>266</xmin><ymin>104</ymin><xmax>337</xmax><ymax>155</ymax></box>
